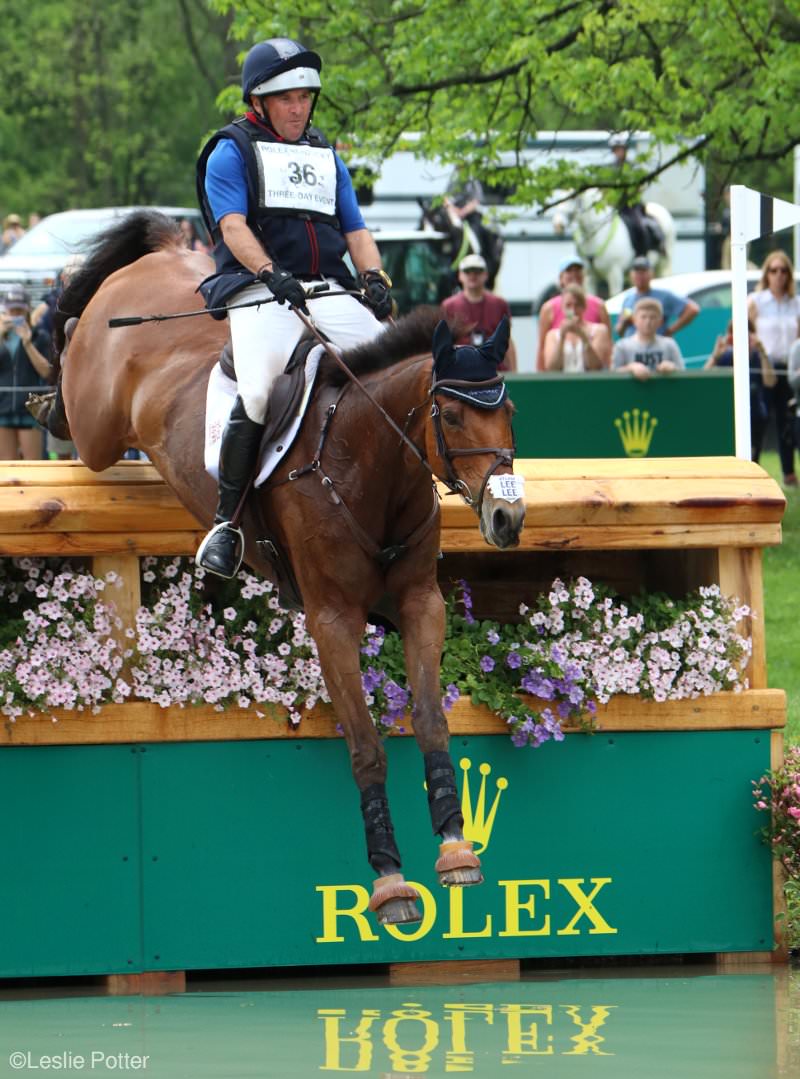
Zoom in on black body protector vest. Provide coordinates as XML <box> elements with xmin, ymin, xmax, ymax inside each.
<box><xmin>196</xmin><ymin>116</ymin><xmax>354</xmax><ymax>314</ymax></box>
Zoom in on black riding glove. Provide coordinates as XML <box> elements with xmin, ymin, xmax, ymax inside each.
<box><xmin>358</xmin><ymin>268</ymin><xmax>393</xmax><ymax>321</ymax></box>
<box><xmin>258</xmin><ymin>265</ymin><xmax>309</xmax><ymax>313</ymax></box>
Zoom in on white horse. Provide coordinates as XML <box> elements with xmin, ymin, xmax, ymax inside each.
<box><xmin>552</xmin><ymin>189</ymin><xmax>675</xmax><ymax>295</ymax></box>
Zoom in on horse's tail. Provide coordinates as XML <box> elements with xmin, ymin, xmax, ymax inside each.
<box><xmin>53</xmin><ymin>210</ymin><xmax>182</xmax><ymax>371</ymax></box>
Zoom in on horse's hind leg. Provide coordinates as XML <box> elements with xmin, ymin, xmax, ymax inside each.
<box><xmin>305</xmin><ymin>599</ymin><xmax>422</xmax><ymax>925</ymax></box>
<box><xmin>395</xmin><ymin>581</ymin><xmax>483</xmax><ymax>889</ymax></box>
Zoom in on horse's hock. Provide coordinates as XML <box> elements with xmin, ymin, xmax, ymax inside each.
<box><xmin>0</xmin><ymin>457</ymin><xmax>787</xmax><ymax>988</ymax></box>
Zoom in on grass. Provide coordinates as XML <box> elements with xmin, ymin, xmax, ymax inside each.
<box><xmin>760</xmin><ymin>451</ymin><xmax>800</xmax><ymax>746</ymax></box>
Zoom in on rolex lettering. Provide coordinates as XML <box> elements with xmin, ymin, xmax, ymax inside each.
<box><xmin>254</xmin><ymin>142</ymin><xmax>337</xmax><ymax>217</ymax></box>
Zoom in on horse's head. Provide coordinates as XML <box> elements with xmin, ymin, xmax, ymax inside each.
<box><xmin>427</xmin><ymin>319</ymin><xmax>525</xmax><ymax>549</ymax></box>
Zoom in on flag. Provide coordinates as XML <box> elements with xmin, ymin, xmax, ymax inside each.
<box><xmin>731</xmin><ymin>186</ymin><xmax>800</xmax><ymax>244</ymax></box>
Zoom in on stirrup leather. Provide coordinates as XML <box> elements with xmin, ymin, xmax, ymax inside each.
<box><xmin>195</xmin><ymin>521</ymin><xmax>245</xmax><ymax>579</ymax></box>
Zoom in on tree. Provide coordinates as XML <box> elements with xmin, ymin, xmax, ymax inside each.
<box><xmin>0</xmin><ymin>0</ymin><xmax>237</xmax><ymax>215</ymax></box>
<box><xmin>210</xmin><ymin>0</ymin><xmax>800</xmax><ymax>209</ymax></box>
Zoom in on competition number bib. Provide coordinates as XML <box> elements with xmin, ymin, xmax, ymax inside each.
<box><xmin>254</xmin><ymin>142</ymin><xmax>337</xmax><ymax>217</ymax></box>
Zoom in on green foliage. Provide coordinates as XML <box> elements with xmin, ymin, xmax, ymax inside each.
<box><xmin>0</xmin><ymin>0</ymin><xmax>235</xmax><ymax>215</ymax></box>
<box><xmin>209</xmin><ymin>0</ymin><xmax>800</xmax><ymax>208</ymax></box>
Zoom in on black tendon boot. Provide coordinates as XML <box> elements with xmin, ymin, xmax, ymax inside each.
<box><xmin>195</xmin><ymin>396</ymin><xmax>264</xmax><ymax>578</ymax></box>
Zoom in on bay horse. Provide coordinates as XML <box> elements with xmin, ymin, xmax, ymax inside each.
<box><xmin>552</xmin><ymin>189</ymin><xmax>675</xmax><ymax>295</ymax></box>
<box><xmin>52</xmin><ymin>212</ymin><xmax>525</xmax><ymax>925</ymax></box>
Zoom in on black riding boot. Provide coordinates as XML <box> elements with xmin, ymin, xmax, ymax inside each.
<box><xmin>195</xmin><ymin>396</ymin><xmax>264</xmax><ymax>579</ymax></box>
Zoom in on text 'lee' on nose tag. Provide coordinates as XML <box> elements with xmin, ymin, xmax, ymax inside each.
<box><xmin>487</xmin><ymin>474</ymin><xmax>525</xmax><ymax>503</ymax></box>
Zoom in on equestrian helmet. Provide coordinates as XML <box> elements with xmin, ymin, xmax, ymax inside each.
<box><xmin>241</xmin><ymin>38</ymin><xmax>322</xmax><ymax>102</ymax></box>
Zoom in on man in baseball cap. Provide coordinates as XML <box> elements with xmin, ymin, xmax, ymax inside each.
<box><xmin>441</xmin><ymin>252</ymin><xmax>517</xmax><ymax>370</ymax></box>
<box><xmin>615</xmin><ymin>257</ymin><xmax>698</xmax><ymax>338</ymax></box>
<box><xmin>536</xmin><ymin>255</ymin><xmax>610</xmax><ymax>370</ymax></box>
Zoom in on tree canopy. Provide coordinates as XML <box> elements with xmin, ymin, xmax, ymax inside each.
<box><xmin>212</xmin><ymin>0</ymin><xmax>800</xmax><ymax>211</ymax></box>
<box><xmin>0</xmin><ymin>1</ymin><xmax>797</xmax><ymax>220</ymax></box>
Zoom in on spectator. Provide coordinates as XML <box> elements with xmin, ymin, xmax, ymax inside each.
<box><xmin>27</xmin><ymin>212</ymin><xmax>41</xmax><ymax>230</ymax></box>
<box><xmin>615</xmin><ymin>257</ymin><xmax>699</xmax><ymax>339</ymax></box>
<box><xmin>536</xmin><ymin>256</ymin><xmax>610</xmax><ymax>371</ymax></box>
<box><xmin>0</xmin><ymin>286</ymin><xmax>50</xmax><ymax>459</ymax></box>
<box><xmin>788</xmin><ymin>335</ymin><xmax>800</xmax><ymax>468</ymax></box>
<box><xmin>705</xmin><ymin>319</ymin><xmax>776</xmax><ymax>462</ymax></box>
<box><xmin>1</xmin><ymin>214</ymin><xmax>26</xmax><ymax>252</ymax></box>
<box><xmin>747</xmin><ymin>249</ymin><xmax>800</xmax><ymax>486</ymax></box>
<box><xmin>543</xmin><ymin>284</ymin><xmax>611</xmax><ymax>370</ymax></box>
<box><xmin>178</xmin><ymin>217</ymin><xmax>208</xmax><ymax>253</ymax></box>
<box><xmin>612</xmin><ymin>297</ymin><xmax>684</xmax><ymax>380</ymax></box>
<box><xmin>441</xmin><ymin>253</ymin><xmax>517</xmax><ymax>371</ymax></box>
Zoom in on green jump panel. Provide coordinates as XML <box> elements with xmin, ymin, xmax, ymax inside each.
<box><xmin>0</xmin><ymin>731</ymin><xmax>772</xmax><ymax>976</ymax></box>
<box><xmin>0</xmin><ymin>744</ymin><xmax>142</xmax><ymax>977</ymax></box>
<box><xmin>508</xmin><ymin>370</ymin><xmax>734</xmax><ymax>458</ymax></box>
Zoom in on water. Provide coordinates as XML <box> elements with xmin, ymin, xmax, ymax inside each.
<box><xmin>0</xmin><ymin>963</ymin><xmax>797</xmax><ymax>1078</ymax></box>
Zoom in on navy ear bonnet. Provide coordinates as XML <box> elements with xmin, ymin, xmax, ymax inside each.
<box><xmin>432</xmin><ymin>317</ymin><xmax>509</xmax><ymax>408</ymax></box>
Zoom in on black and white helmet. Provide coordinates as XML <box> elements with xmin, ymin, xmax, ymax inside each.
<box><xmin>241</xmin><ymin>38</ymin><xmax>322</xmax><ymax>102</ymax></box>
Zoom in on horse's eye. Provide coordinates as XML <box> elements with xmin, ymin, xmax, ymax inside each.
<box><xmin>442</xmin><ymin>410</ymin><xmax>462</xmax><ymax>429</ymax></box>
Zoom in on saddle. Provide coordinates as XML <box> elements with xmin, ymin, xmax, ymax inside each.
<box><xmin>210</xmin><ymin>333</ymin><xmax>323</xmax><ymax>612</ymax></box>
<box><xmin>219</xmin><ymin>332</ymin><xmax>317</xmax><ymax>446</ymax></box>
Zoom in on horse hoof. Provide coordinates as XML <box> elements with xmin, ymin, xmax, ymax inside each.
<box><xmin>369</xmin><ymin>873</ymin><xmax>422</xmax><ymax>924</ymax></box>
<box><xmin>435</xmin><ymin>840</ymin><xmax>484</xmax><ymax>888</ymax></box>
<box><xmin>375</xmin><ymin>897</ymin><xmax>423</xmax><ymax>925</ymax></box>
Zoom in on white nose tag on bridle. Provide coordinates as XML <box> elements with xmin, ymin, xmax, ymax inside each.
<box><xmin>487</xmin><ymin>474</ymin><xmax>525</xmax><ymax>503</ymax></box>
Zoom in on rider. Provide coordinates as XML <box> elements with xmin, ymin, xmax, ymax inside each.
<box><xmin>608</xmin><ymin>132</ymin><xmax>663</xmax><ymax>260</ymax></box>
<box><xmin>195</xmin><ymin>37</ymin><xmax>393</xmax><ymax>579</ymax></box>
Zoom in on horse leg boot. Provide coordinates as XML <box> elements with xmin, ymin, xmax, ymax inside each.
<box><xmin>195</xmin><ymin>395</ymin><xmax>264</xmax><ymax>579</ymax></box>
<box><xmin>362</xmin><ymin>783</ymin><xmax>423</xmax><ymax>925</ymax></box>
<box><xmin>426</xmin><ymin>751</ymin><xmax>483</xmax><ymax>887</ymax></box>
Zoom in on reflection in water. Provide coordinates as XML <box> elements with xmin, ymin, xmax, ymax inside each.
<box><xmin>0</xmin><ymin>965</ymin><xmax>796</xmax><ymax>1078</ymax></box>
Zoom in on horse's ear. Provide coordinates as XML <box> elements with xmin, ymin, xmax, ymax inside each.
<box><xmin>481</xmin><ymin>315</ymin><xmax>510</xmax><ymax>367</ymax></box>
<box><xmin>432</xmin><ymin>320</ymin><xmax>455</xmax><ymax>370</ymax></box>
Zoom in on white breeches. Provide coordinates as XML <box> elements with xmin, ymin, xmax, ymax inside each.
<box><xmin>227</xmin><ymin>278</ymin><xmax>385</xmax><ymax>423</ymax></box>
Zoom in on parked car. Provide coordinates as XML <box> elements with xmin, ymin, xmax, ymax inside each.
<box><xmin>605</xmin><ymin>269</ymin><xmax>800</xmax><ymax>367</ymax></box>
<box><xmin>0</xmin><ymin>207</ymin><xmax>208</xmax><ymax>304</ymax></box>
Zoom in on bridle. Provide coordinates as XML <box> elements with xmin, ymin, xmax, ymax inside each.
<box><xmin>426</xmin><ymin>375</ymin><xmax>515</xmax><ymax>514</ymax></box>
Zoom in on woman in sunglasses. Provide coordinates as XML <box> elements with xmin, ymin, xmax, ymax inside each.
<box><xmin>748</xmin><ymin>250</ymin><xmax>800</xmax><ymax>486</ymax></box>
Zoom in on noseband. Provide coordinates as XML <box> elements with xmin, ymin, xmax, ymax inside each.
<box><xmin>428</xmin><ymin>375</ymin><xmax>515</xmax><ymax>516</ymax></box>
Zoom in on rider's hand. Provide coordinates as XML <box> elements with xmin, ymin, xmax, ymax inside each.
<box><xmin>258</xmin><ymin>265</ymin><xmax>309</xmax><ymax>313</ymax></box>
<box><xmin>358</xmin><ymin>268</ymin><xmax>393</xmax><ymax>321</ymax></box>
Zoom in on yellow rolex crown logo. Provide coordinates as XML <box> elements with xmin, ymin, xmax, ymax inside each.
<box><xmin>614</xmin><ymin>408</ymin><xmax>658</xmax><ymax>457</ymax></box>
<box><xmin>460</xmin><ymin>757</ymin><xmax>508</xmax><ymax>854</ymax></box>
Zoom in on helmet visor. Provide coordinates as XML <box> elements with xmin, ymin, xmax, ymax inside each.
<box><xmin>250</xmin><ymin>67</ymin><xmax>321</xmax><ymax>97</ymax></box>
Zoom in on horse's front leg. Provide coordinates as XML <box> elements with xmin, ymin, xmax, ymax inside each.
<box><xmin>395</xmin><ymin>580</ymin><xmax>483</xmax><ymax>889</ymax></box>
<box><xmin>304</xmin><ymin>598</ymin><xmax>422</xmax><ymax>925</ymax></box>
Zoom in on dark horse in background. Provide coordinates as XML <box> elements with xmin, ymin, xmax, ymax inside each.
<box><xmin>418</xmin><ymin>196</ymin><xmax>505</xmax><ymax>290</ymax></box>
<box><xmin>49</xmin><ymin>212</ymin><xmax>525</xmax><ymax>925</ymax></box>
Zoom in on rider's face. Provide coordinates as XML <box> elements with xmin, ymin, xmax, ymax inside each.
<box><xmin>259</xmin><ymin>89</ymin><xmax>314</xmax><ymax>141</ymax></box>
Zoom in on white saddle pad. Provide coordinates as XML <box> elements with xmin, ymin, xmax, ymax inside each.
<box><xmin>204</xmin><ymin>344</ymin><xmax>323</xmax><ymax>487</ymax></box>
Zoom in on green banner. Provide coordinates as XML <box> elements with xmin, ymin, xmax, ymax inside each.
<box><xmin>0</xmin><ymin>731</ymin><xmax>772</xmax><ymax>976</ymax></box>
<box><xmin>507</xmin><ymin>370</ymin><xmax>734</xmax><ymax>458</ymax></box>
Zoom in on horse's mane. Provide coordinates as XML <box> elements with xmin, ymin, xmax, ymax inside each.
<box><xmin>53</xmin><ymin>211</ymin><xmax>182</xmax><ymax>368</ymax></box>
<box><xmin>320</xmin><ymin>306</ymin><xmax>442</xmax><ymax>386</ymax></box>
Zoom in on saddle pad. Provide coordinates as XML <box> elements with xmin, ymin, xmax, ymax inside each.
<box><xmin>203</xmin><ymin>344</ymin><xmax>323</xmax><ymax>486</ymax></box>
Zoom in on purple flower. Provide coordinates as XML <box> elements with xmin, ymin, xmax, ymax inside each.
<box><xmin>506</xmin><ymin>651</ymin><xmax>521</xmax><ymax>669</ymax></box>
<box><xmin>487</xmin><ymin>629</ymin><xmax>500</xmax><ymax>645</ymax></box>
<box><xmin>480</xmin><ymin>655</ymin><xmax>495</xmax><ymax>673</ymax></box>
